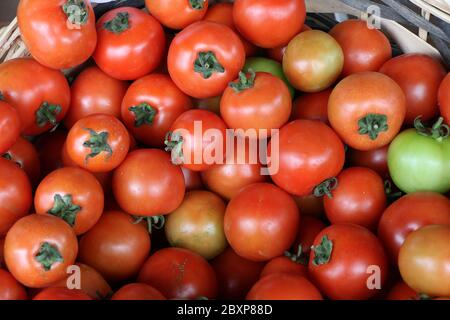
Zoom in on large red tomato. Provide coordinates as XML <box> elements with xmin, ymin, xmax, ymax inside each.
<box><xmin>146</xmin><ymin>0</ymin><xmax>208</xmax><ymax>30</ymax></box>
<box><xmin>0</xmin><ymin>269</ymin><xmax>28</xmax><ymax>300</ymax></box>
<box><xmin>438</xmin><ymin>72</ymin><xmax>450</xmax><ymax>124</ymax></box>
<box><xmin>112</xmin><ymin>283</ymin><xmax>166</xmax><ymax>300</ymax></box>
<box><xmin>292</xmin><ymin>89</ymin><xmax>332</xmax><ymax>124</ymax></box>
<box><xmin>0</xmin><ymin>100</ymin><xmax>21</xmax><ymax>154</ymax></box>
<box><xmin>33</xmin><ymin>287</ymin><xmax>92</xmax><ymax>300</ymax></box>
<box><xmin>2</xmin><ymin>136</ymin><xmax>40</xmax><ymax>185</ymax></box>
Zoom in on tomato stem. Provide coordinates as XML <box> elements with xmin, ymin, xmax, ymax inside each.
<box><xmin>63</xmin><ymin>0</ymin><xmax>88</xmax><ymax>26</ymax></box>
<box><xmin>284</xmin><ymin>244</ymin><xmax>308</xmax><ymax>265</ymax></box>
<box><xmin>133</xmin><ymin>215</ymin><xmax>165</xmax><ymax>234</ymax></box>
<box><xmin>229</xmin><ymin>69</ymin><xmax>256</xmax><ymax>93</ymax></box>
<box><xmin>83</xmin><ymin>128</ymin><xmax>113</xmax><ymax>162</ymax></box>
<box><xmin>104</xmin><ymin>12</ymin><xmax>130</xmax><ymax>34</ymax></box>
<box><xmin>35</xmin><ymin>242</ymin><xmax>64</xmax><ymax>271</ymax></box>
<box><xmin>164</xmin><ymin>131</ymin><xmax>185</xmax><ymax>165</ymax></box>
<box><xmin>35</xmin><ymin>102</ymin><xmax>62</xmax><ymax>128</ymax></box>
<box><xmin>384</xmin><ymin>180</ymin><xmax>403</xmax><ymax>203</ymax></box>
<box><xmin>414</xmin><ymin>116</ymin><xmax>449</xmax><ymax>141</ymax></box>
<box><xmin>358</xmin><ymin>113</ymin><xmax>388</xmax><ymax>140</ymax></box>
<box><xmin>313</xmin><ymin>177</ymin><xmax>338</xmax><ymax>199</ymax></box>
<box><xmin>129</xmin><ymin>103</ymin><xmax>157</xmax><ymax>127</ymax></box>
<box><xmin>48</xmin><ymin>194</ymin><xmax>81</xmax><ymax>227</ymax></box>
<box><xmin>189</xmin><ymin>0</ymin><xmax>206</xmax><ymax>10</ymax></box>
<box><xmin>311</xmin><ymin>235</ymin><xmax>333</xmax><ymax>266</ymax></box>
<box><xmin>194</xmin><ymin>51</ymin><xmax>225</xmax><ymax>79</ymax></box>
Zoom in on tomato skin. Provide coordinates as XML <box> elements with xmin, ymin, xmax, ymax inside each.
<box><xmin>386</xmin><ymin>281</ymin><xmax>419</xmax><ymax>300</ymax></box>
<box><xmin>294</xmin><ymin>194</ymin><xmax>325</xmax><ymax>219</ymax></box>
<box><xmin>0</xmin><ymin>58</ymin><xmax>70</xmax><ymax>136</ymax></box>
<box><xmin>112</xmin><ymin>283</ymin><xmax>166</xmax><ymax>300</ymax></box>
<box><xmin>0</xmin><ymin>101</ymin><xmax>21</xmax><ymax>154</ymax></box>
<box><xmin>5</xmin><ymin>214</ymin><xmax>78</xmax><ymax>288</ymax></box>
<box><xmin>33</xmin><ymin>287</ymin><xmax>92</xmax><ymax>300</ymax></box>
<box><xmin>0</xmin><ymin>269</ymin><xmax>28</xmax><ymax>300</ymax></box>
<box><xmin>3</xmin><ymin>136</ymin><xmax>40</xmax><ymax>186</ymax></box>
<box><xmin>294</xmin><ymin>216</ymin><xmax>326</xmax><ymax>254</ymax></box>
<box><xmin>269</xmin><ymin>120</ymin><xmax>345</xmax><ymax>196</ymax></box>
<box><xmin>94</xmin><ymin>7</ymin><xmax>166</xmax><ymax>80</ymax></box>
<box><xmin>260</xmin><ymin>257</ymin><xmax>308</xmax><ymax>279</ymax></box>
<box><xmin>438</xmin><ymin>73</ymin><xmax>450</xmax><ymax>124</ymax></box>
<box><xmin>182</xmin><ymin>167</ymin><xmax>203</xmax><ymax>191</ymax></box>
<box><xmin>17</xmin><ymin>0</ymin><xmax>97</xmax><ymax>70</ymax></box>
<box><xmin>146</xmin><ymin>0</ymin><xmax>208</xmax><ymax>30</ymax></box>
<box><xmin>329</xmin><ymin>20</ymin><xmax>392</xmax><ymax>77</ymax></box>
<box><xmin>0</xmin><ymin>238</ymin><xmax>4</xmax><ymax>267</ymax></box>
<box><xmin>247</xmin><ymin>274</ymin><xmax>323</xmax><ymax>300</ymax></box>
<box><xmin>233</xmin><ymin>0</ymin><xmax>306</xmax><ymax>49</ymax></box>
<box><xmin>168</xmin><ymin>21</ymin><xmax>245</xmax><ymax>99</ymax></box>
<box><xmin>266</xmin><ymin>24</ymin><xmax>311</xmax><ymax>63</ymax></box>
<box><xmin>328</xmin><ymin>72</ymin><xmax>406</xmax><ymax>151</ymax></box>
<box><xmin>379</xmin><ymin>54</ymin><xmax>446</xmax><ymax>124</ymax></box>
<box><xmin>121</xmin><ymin>74</ymin><xmax>193</xmax><ymax>148</ymax></box>
<box><xmin>347</xmin><ymin>145</ymin><xmax>389</xmax><ymax>178</ymax></box>
<box><xmin>378</xmin><ymin>192</ymin><xmax>450</xmax><ymax>263</ymax></box>
<box><xmin>292</xmin><ymin>89</ymin><xmax>332</xmax><ymax>124</ymax></box>
<box><xmin>138</xmin><ymin>247</ymin><xmax>218</xmax><ymax>299</ymax></box>
<box><xmin>0</xmin><ymin>158</ymin><xmax>32</xmax><ymax>236</ymax></box>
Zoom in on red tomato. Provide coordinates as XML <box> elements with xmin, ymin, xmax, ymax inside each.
<box><xmin>328</xmin><ymin>72</ymin><xmax>406</xmax><ymax>151</ymax></box>
<box><xmin>386</xmin><ymin>281</ymin><xmax>419</xmax><ymax>300</ymax></box>
<box><xmin>2</xmin><ymin>136</ymin><xmax>40</xmax><ymax>185</ymax></box>
<box><xmin>347</xmin><ymin>145</ymin><xmax>389</xmax><ymax>178</ymax></box>
<box><xmin>294</xmin><ymin>216</ymin><xmax>326</xmax><ymax>254</ymax></box>
<box><xmin>379</xmin><ymin>54</ymin><xmax>446</xmax><ymax>124</ymax></box>
<box><xmin>34</xmin><ymin>130</ymin><xmax>67</xmax><ymax>177</ymax></box>
<box><xmin>0</xmin><ymin>269</ymin><xmax>28</xmax><ymax>300</ymax></box>
<box><xmin>378</xmin><ymin>192</ymin><xmax>450</xmax><ymax>263</ymax></box>
<box><xmin>260</xmin><ymin>250</ymin><xmax>308</xmax><ymax>279</ymax></box>
<box><xmin>0</xmin><ymin>100</ymin><xmax>20</xmax><ymax>154</ymax></box>
<box><xmin>0</xmin><ymin>238</ymin><xmax>4</xmax><ymax>267</ymax></box>
<box><xmin>438</xmin><ymin>72</ymin><xmax>450</xmax><ymax>124</ymax></box>
<box><xmin>309</xmin><ymin>224</ymin><xmax>389</xmax><ymax>300</ymax></box>
<box><xmin>233</xmin><ymin>0</ymin><xmax>306</xmax><ymax>48</ymax></box>
<box><xmin>182</xmin><ymin>167</ymin><xmax>203</xmax><ymax>191</ymax></box>
<box><xmin>138</xmin><ymin>247</ymin><xmax>218</xmax><ymax>299</ymax></box>
<box><xmin>17</xmin><ymin>0</ymin><xmax>97</xmax><ymax>69</ymax></box>
<box><xmin>93</xmin><ymin>7</ymin><xmax>166</xmax><ymax>80</ymax></box>
<box><xmin>112</xmin><ymin>283</ymin><xmax>166</xmax><ymax>300</ymax></box>
<box><xmin>33</xmin><ymin>287</ymin><xmax>92</xmax><ymax>300</ymax></box>
<box><xmin>168</xmin><ymin>21</ymin><xmax>245</xmax><ymax>98</ymax></box>
<box><xmin>267</xmin><ymin>24</ymin><xmax>312</xmax><ymax>63</ymax></box>
<box><xmin>146</xmin><ymin>0</ymin><xmax>208</xmax><ymax>30</ymax></box>
<box><xmin>0</xmin><ymin>58</ymin><xmax>70</xmax><ymax>136</ymax></box>
<box><xmin>269</xmin><ymin>120</ymin><xmax>345</xmax><ymax>196</ymax></box>
<box><xmin>121</xmin><ymin>74</ymin><xmax>193</xmax><ymax>148</ymax></box>
<box><xmin>291</xmin><ymin>89</ymin><xmax>332</xmax><ymax>124</ymax></box>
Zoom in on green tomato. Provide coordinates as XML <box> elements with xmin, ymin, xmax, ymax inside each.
<box><xmin>244</xmin><ymin>57</ymin><xmax>295</xmax><ymax>97</ymax></box>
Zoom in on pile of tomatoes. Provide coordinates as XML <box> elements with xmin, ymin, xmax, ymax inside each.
<box><xmin>0</xmin><ymin>0</ymin><xmax>449</xmax><ymax>301</ymax></box>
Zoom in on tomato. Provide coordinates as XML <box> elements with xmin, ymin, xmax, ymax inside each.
<box><xmin>269</xmin><ymin>120</ymin><xmax>345</xmax><ymax>196</ymax></box>
<box><xmin>308</xmin><ymin>224</ymin><xmax>389</xmax><ymax>300</ymax></box>
<box><xmin>324</xmin><ymin>167</ymin><xmax>386</xmax><ymax>230</ymax></box>
<box><xmin>292</xmin><ymin>89</ymin><xmax>332</xmax><ymax>124</ymax></box>
<box><xmin>138</xmin><ymin>247</ymin><xmax>218</xmax><ymax>299</ymax></box>
<box><xmin>211</xmin><ymin>247</ymin><xmax>265</xmax><ymax>300</ymax></box>
<box><xmin>347</xmin><ymin>145</ymin><xmax>389</xmax><ymax>178</ymax></box>
<box><xmin>93</xmin><ymin>7</ymin><xmax>165</xmax><ymax>80</ymax></box>
<box><xmin>0</xmin><ymin>58</ymin><xmax>70</xmax><ymax>136</ymax></box>
<box><xmin>146</xmin><ymin>0</ymin><xmax>208</xmax><ymax>30</ymax></box>
<box><xmin>17</xmin><ymin>0</ymin><xmax>96</xmax><ymax>69</ymax></box>
<box><xmin>378</xmin><ymin>192</ymin><xmax>450</xmax><ymax>263</ymax></box>
<box><xmin>328</xmin><ymin>72</ymin><xmax>406</xmax><ymax>151</ymax></box>
<box><xmin>34</xmin><ymin>130</ymin><xmax>67</xmax><ymax>178</ymax></box>
<box><xmin>379</xmin><ymin>54</ymin><xmax>446</xmax><ymax>124</ymax></box>
<box><xmin>438</xmin><ymin>73</ymin><xmax>450</xmax><ymax>124</ymax></box>
<box><xmin>0</xmin><ymin>100</ymin><xmax>20</xmax><ymax>154</ymax></box>
<box><xmin>78</xmin><ymin>211</ymin><xmax>151</xmax><ymax>282</ymax></box>
<box><xmin>0</xmin><ymin>238</ymin><xmax>4</xmax><ymax>267</ymax></box>
<box><xmin>4</xmin><ymin>214</ymin><xmax>77</xmax><ymax>288</ymax></box>
<box><xmin>267</xmin><ymin>24</ymin><xmax>312</xmax><ymax>63</ymax></box>
<box><xmin>224</xmin><ymin>183</ymin><xmax>299</xmax><ymax>261</ymax></box>
<box><xmin>165</xmin><ymin>191</ymin><xmax>227</xmax><ymax>260</ymax></box>
<box><xmin>168</xmin><ymin>21</ymin><xmax>245</xmax><ymax>98</ymax></box>
<box><xmin>121</xmin><ymin>74</ymin><xmax>193</xmax><ymax>148</ymax></box>
<box><xmin>329</xmin><ymin>19</ymin><xmax>392</xmax><ymax>77</ymax></box>
<box><xmin>182</xmin><ymin>167</ymin><xmax>203</xmax><ymax>191</ymax></box>
<box><xmin>66</xmin><ymin>114</ymin><xmax>130</xmax><ymax>173</ymax></box>
<box><xmin>0</xmin><ymin>269</ymin><xmax>28</xmax><ymax>300</ymax></box>
<box><xmin>399</xmin><ymin>225</ymin><xmax>450</xmax><ymax>297</ymax></box>
<box><xmin>166</xmin><ymin>109</ymin><xmax>227</xmax><ymax>171</ymax></box>
<box><xmin>294</xmin><ymin>216</ymin><xmax>326</xmax><ymax>254</ymax></box>
<box><xmin>294</xmin><ymin>194</ymin><xmax>325</xmax><ymax>219</ymax></box>
<box><xmin>112</xmin><ymin>283</ymin><xmax>166</xmax><ymax>300</ymax></box>
<box><xmin>33</xmin><ymin>287</ymin><xmax>92</xmax><ymax>300</ymax></box>
<box><xmin>387</xmin><ymin>118</ymin><xmax>450</xmax><ymax>193</ymax></box>
<box><xmin>113</xmin><ymin>149</ymin><xmax>185</xmax><ymax>217</ymax></box>
<box><xmin>233</xmin><ymin>0</ymin><xmax>306</xmax><ymax>48</ymax></box>
<box><xmin>2</xmin><ymin>136</ymin><xmax>40</xmax><ymax>185</ymax></box>
<box><xmin>259</xmin><ymin>248</ymin><xmax>308</xmax><ymax>279</ymax></box>
<box><xmin>0</xmin><ymin>158</ymin><xmax>32</xmax><ymax>236</ymax></box>
<box><xmin>283</xmin><ymin>30</ymin><xmax>344</xmax><ymax>92</ymax></box>
<box><xmin>386</xmin><ymin>281</ymin><xmax>420</xmax><ymax>300</ymax></box>
<box><xmin>247</xmin><ymin>274</ymin><xmax>322</xmax><ymax>300</ymax></box>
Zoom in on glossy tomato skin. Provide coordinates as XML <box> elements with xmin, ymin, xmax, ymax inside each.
<box><xmin>379</xmin><ymin>54</ymin><xmax>446</xmax><ymax>124</ymax></box>
<box><xmin>138</xmin><ymin>247</ymin><xmax>218</xmax><ymax>299</ymax></box>
<box><xmin>247</xmin><ymin>274</ymin><xmax>322</xmax><ymax>300</ymax></box>
<box><xmin>347</xmin><ymin>145</ymin><xmax>389</xmax><ymax>178</ymax></box>
<box><xmin>146</xmin><ymin>0</ymin><xmax>208</xmax><ymax>30</ymax></box>
<box><xmin>121</xmin><ymin>74</ymin><xmax>193</xmax><ymax>148</ymax></box>
<box><xmin>292</xmin><ymin>89</ymin><xmax>332</xmax><ymax>124</ymax></box>
<box><xmin>328</xmin><ymin>72</ymin><xmax>406</xmax><ymax>151</ymax></box>
<box><xmin>94</xmin><ymin>7</ymin><xmax>165</xmax><ymax>80</ymax></box>
<box><xmin>168</xmin><ymin>21</ymin><xmax>245</xmax><ymax>99</ymax></box>
<box><xmin>5</xmin><ymin>214</ymin><xmax>78</xmax><ymax>288</ymax></box>
<box><xmin>438</xmin><ymin>73</ymin><xmax>450</xmax><ymax>124</ymax></box>
<box><xmin>0</xmin><ymin>269</ymin><xmax>28</xmax><ymax>300</ymax></box>
<box><xmin>269</xmin><ymin>120</ymin><xmax>345</xmax><ymax>196</ymax></box>
<box><xmin>113</xmin><ymin>149</ymin><xmax>185</xmax><ymax>217</ymax></box>
<box><xmin>17</xmin><ymin>0</ymin><xmax>97</xmax><ymax>69</ymax></box>
<box><xmin>3</xmin><ymin>136</ymin><xmax>40</xmax><ymax>186</ymax></box>
<box><xmin>0</xmin><ymin>101</ymin><xmax>21</xmax><ymax>154</ymax></box>
<box><xmin>224</xmin><ymin>183</ymin><xmax>299</xmax><ymax>261</ymax></box>
<box><xmin>33</xmin><ymin>287</ymin><xmax>92</xmax><ymax>300</ymax></box>
<box><xmin>233</xmin><ymin>0</ymin><xmax>306</xmax><ymax>48</ymax></box>
<box><xmin>0</xmin><ymin>58</ymin><xmax>70</xmax><ymax>136</ymax></box>
<box><xmin>260</xmin><ymin>257</ymin><xmax>308</xmax><ymax>279</ymax></box>
<box><xmin>0</xmin><ymin>158</ymin><xmax>32</xmax><ymax>236</ymax></box>
<box><xmin>112</xmin><ymin>283</ymin><xmax>166</xmax><ymax>300</ymax></box>
<box><xmin>378</xmin><ymin>192</ymin><xmax>450</xmax><ymax>263</ymax></box>
<box><xmin>330</xmin><ymin>19</ymin><xmax>392</xmax><ymax>77</ymax></box>
<box><xmin>386</xmin><ymin>281</ymin><xmax>419</xmax><ymax>300</ymax></box>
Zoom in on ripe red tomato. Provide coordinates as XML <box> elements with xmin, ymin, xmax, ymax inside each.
<box><xmin>78</xmin><ymin>210</ymin><xmax>151</xmax><ymax>282</ymax></box>
<box><xmin>0</xmin><ymin>58</ymin><xmax>70</xmax><ymax>136</ymax></box>
<box><xmin>269</xmin><ymin>120</ymin><xmax>345</xmax><ymax>196</ymax></box>
<box><xmin>247</xmin><ymin>274</ymin><xmax>322</xmax><ymax>300</ymax></box>
<box><xmin>438</xmin><ymin>73</ymin><xmax>450</xmax><ymax>124</ymax></box>
<box><xmin>291</xmin><ymin>89</ymin><xmax>332</xmax><ymax>124</ymax></box>
<box><xmin>379</xmin><ymin>54</ymin><xmax>446</xmax><ymax>124</ymax></box>
<box><xmin>378</xmin><ymin>192</ymin><xmax>450</xmax><ymax>263</ymax></box>
<box><xmin>33</xmin><ymin>287</ymin><xmax>92</xmax><ymax>300</ymax></box>
<box><xmin>2</xmin><ymin>136</ymin><xmax>40</xmax><ymax>185</ymax></box>
<box><xmin>182</xmin><ymin>167</ymin><xmax>203</xmax><ymax>191</ymax></box>
<box><xmin>293</xmin><ymin>216</ymin><xmax>326</xmax><ymax>254</ymax></box>
<box><xmin>0</xmin><ymin>158</ymin><xmax>32</xmax><ymax>236</ymax></box>
<box><xmin>17</xmin><ymin>0</ymin><xmax>97</xmax><ymax>69</ymax></box>
<box><xmin>0</xmin><ymin>100</ymin><xmax>20</xmax><ymax>154</ymax></box>
<box><xmin>93</xmin><ymin>7</ymin><xmax>165</xmax><ymax>80</ymax></box>
<box><xmin>233</xmin><ymin>0</ymin><xmax>306</xmax><ymax>48</ymax></box>
<box><xmin>328</xmin><ymin>72</ymin><xmax>406</xmax><ymax>151</ymax></box>
<box><xmin>138</xmin><ymin>247</ymin><xmax>218</xmax><ymax>299</ymax></box>
<box><xmin>168</xmin><ymin>21</ymin><xmax>245</xmax><ymax>98</ymax></box>
<box><xmin>0</xmin><ymin>269</ymin><xmax>28</xmax><ymax>300</ymax></box>
<box><xmin>309</xmin><ymin>224</ymin><xmax>389</xmax><ymax>300</ymax></box>
<box><xmin>112</xmin><ymin>283</ymin><xmax>166</xmax><ymax>300</ymax></box>
<box><xmin>329</xmin><ymin>19</ymin><xmax>392</xmax><ymax>76</ymax></box>
<box><xmin>146</xmin><ymin>0</ymin><xmax>208</xmax><ymax>30</ymax></box>
<box><xmin>224</xmin><ymin>183</ymin><xmax>299</xmax><ymax>261</ymax></box>
<box><xmin>121</xmin><ymin>74</ymin><xmax>193</xmax><ymax>148</ymax></box>
<box><xmin>34</xmin><ymin>130</ymin><xmax>67</xmax><ymax>177</ymax></box>
<box><xmin>5</xmin><ymin>214</ymin><xmax>78</xmax><ymax>288</ymax></box>
<box><xmin>386</xmin><ymin>281</ymin><xmax>419</xmax><ymax>300</ymax></box>
<box><xmin>347</xmin><ymin>145</ymin><xmax>389</xmax><ymax>178</ymax></box>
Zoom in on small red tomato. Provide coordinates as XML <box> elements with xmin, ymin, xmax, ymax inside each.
<box><xmin>438</xmin><ymin>73</ymin><xmax>450</xmax><ymax>124</ymax></box>
<box><xmin>112</xmin><ymin>283</ymin><xmax>166</xmax><ymax>300</ymax></box>
<box><xmin>291</xmin><ymin>89</ymin><xmax>332</xmax><ymax>123</ymax></box>
<box><xmin>33</xmin><ymin>287</ymin><xmax>92</xmax><ymax>300</ymax></box>
<box><xmin>2</xmin><ymin>136</ymin><xmax>40</xmax><ymax>185</ymax></box>
<box><xmin>0</xmin><ymin>100</ymin><xmax>21</xmax><ymax>154</ymax></box>
<box><xmin>0</xmin><ymin>269</ymin><xmax>28</xmax><ymax>300</ymax></box>
<box><xmin>146</xmin><ymin>0</ymin><xmax>208</xmax><ymax>30</ymax></box>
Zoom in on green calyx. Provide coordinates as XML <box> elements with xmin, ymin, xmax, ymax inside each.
<box><xmin>2</xmin><ymin>153</ymin><xmax>12</xmax><ymax>161</ymax></box>
<box><xmin>384</xmin><ymin>180</ymin><xmax>403</xmax><ymax>203</ymax></box>
<box><xmin>358</xmin><ymin>113</ymin><xmax>388</xmax><ymax>140</ymax></box>
<box><xmin>284</xmin><ymin>244</ymin><xmax>308</xmax><ymax>265</ymax></box>
<box><xmin>229</xmin><ymin>69</ymin><xmax>256</xmax><ymax>93</ymax></box>
<box><xmin>189</xmin><ymin>0</ymin><xmax>206</xmax><ymax>10</ymax></box>
<box><xmin>129</xmin><ymin>103</ymin><xmax>157</xmax><ymax>127</ymax></box>
<box><xmin>133</xmin><ymin>215</ymin><xmax>165</xmax><ymax>234</ymax></box>
<box><xmin>35</xmin><ymin>242</ymin><xmax>64</xmax><ymax>271</ymax></box>
<box><xmin>83</xmin><ymin>128</ymin><xmax>112</xmax><ymax>162</ymax></box>
<box><xmin>164</xmin><ymin>131</ymin><xmax>184</xmax><ymax>165</ymax></box>
<box><xmin>48</xmin><ymin>194</ymin><xmax>81</xmax><ymax>227</ymax></box>
<box><xmin>312</xmin><ymin>235</ymin><xmax>333</xmax><ymax>266</ymax></box>
<box><xmin>313</xmin><ymin>177</ymin><xmax>338</xmax><ymax>199</ymax></box>
<box><xmin>63</xmin><ymin>0</ymin><xmax>88</xmax><ymax>26</ymax></box>
<box><xmin>194</xmin><ymin>51</ymin><xmax>225</xmax><ymax>79</ymax></box>
<box><xmin>104</xmin><ymin>12</ymin><xmax>129</xmax><ymax>34</ymax></box>
<box><xmin>35</xmin><ymin>102</ymin><xmax>62</xmax><ymax>128</ymax></box>
<box><xmin>414</xmin><ymin>116</ymin><xmax>449</xmax><ymax>142</ymax></box>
